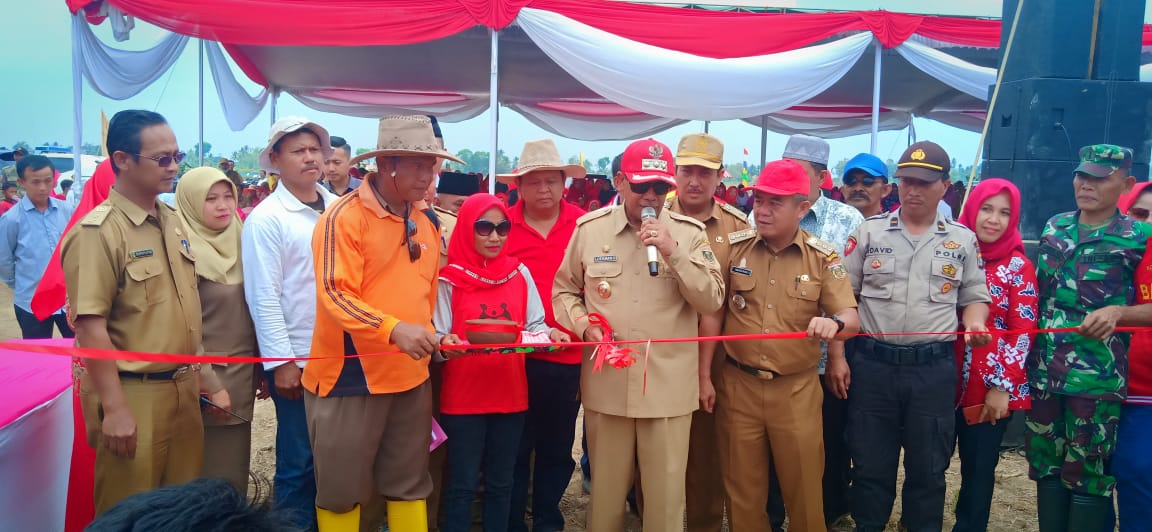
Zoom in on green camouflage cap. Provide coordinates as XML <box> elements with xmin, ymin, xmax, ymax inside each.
<box><xmin>1074</xmin><ymin>144</ymin><xmax>1133</xmax><ymax>178</ymax></box>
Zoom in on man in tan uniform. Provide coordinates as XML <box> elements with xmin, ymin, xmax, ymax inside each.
<box><xmin>714</xmin><ymin>160</ymin><xmax>859</xmax><ymax>532</ymax></box>
<box><xmin>554</xmin><ymin>138</ymin><xmax>724</xmax><ymax>531</ymax></box>
<box><xmin>665</xmin><ymin>132</ymin><xmax>752</xmax><ymax>532</ymax></box>
<box><xmin>63</xmin><ymin>109</ymin><xmax>228</xmax><ymax>514</ymax></box>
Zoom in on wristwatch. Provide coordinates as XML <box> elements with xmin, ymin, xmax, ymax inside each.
<box><xmin>829</xmin><ymin>314</ymin><xmax>846</xmax><ymax>333</ymax></box>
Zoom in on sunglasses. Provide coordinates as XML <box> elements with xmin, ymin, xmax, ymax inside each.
<box><xmin>403</xmin><ymin>217</ymin><xmax>420</xmax><ymax>262</ymax></box>
<box><xmin>474</xmin><ymin>219</ymin><xmax>511</xmax><ymax>237</ymax></box>
<box><xmin>842</xmin><ymin>173</ymin><xmax>886</xmax><ymax>187</ymax></box>
<box><xmin>1130</xmin><ymin>207</ymin><xmax>1150</xmax><ymax>221</ymax></box>
<box><xmin>134</xmin><ymin>151</ymin><xmax>186</xmax><ymax>168</ymax></box>
<box><xmin>629</xmin><ymin>181</ymin><xmax>673</xmax><ymax>196</ymax></box>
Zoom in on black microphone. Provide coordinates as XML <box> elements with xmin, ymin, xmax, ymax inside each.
<box><xmin>641</xmin><ymin>206</ymin><xmax>659</xmax><ymax>276</ymax></box>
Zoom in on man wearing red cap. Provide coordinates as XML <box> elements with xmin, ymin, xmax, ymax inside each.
<box><xmin>713</xmin><ymin>159</ymin><xmax>859</xmax><ymax>532</ymax></box>
<box><xmin>553</xmin><ymin>138</ymin><xmax>724</xmax><ymax>531</ymax></box>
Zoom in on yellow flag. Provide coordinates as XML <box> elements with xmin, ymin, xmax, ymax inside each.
<box><xmin>579</xmin><ymin>152</ymin><xmax>585</xmax><ymax>166</ymax></box>
<box><xmin>100</xmin><ymin>110</ymin><xmax>110</xmax><ymax>156</ymax></box>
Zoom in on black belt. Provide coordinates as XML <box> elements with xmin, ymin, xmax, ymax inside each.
<box><xmin>118</xmin><ymin>366</ymin><xmax>190</xmax><ymax>381</ymax></box>
<box><xmin>726</xmin><ymin>355</ymin><xmax>781</xmax><ymax>380</ymax></box>
<box><xmin>856</xmin><ymin>337</ymin><xmax>951</xmax><ymax>366</ymax></box>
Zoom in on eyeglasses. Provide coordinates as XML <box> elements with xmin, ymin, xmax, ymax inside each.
<box><xmin>134</xmin><ymin>151</ymin><xmax>186</xmax><ymax>168</ymax></box>
<box><xmin>404</xmin><ymin>217</ymin><xmax>421</xmax><ymax>262</ymax></box>
<box><xmin>1129</xmin><ymin>207</ymin><xmax>1150</xmax><ymax>221</ymax></box>
<box><xmin>474</xmin><ymin>219</ymin><xmax>511</xmax><ymax>237</ymax></box>
<box><xmin>629</xmin><ymin>181</ymin><xmax>672</xmax><ymax>196</ymax></box>
<box><xmin>842</xmin><ymin>173</ymin><xmax>886</xmax><ymax>187</ymax></box>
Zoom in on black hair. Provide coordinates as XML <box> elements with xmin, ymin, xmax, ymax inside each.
<box><xmin>272</xmin><ymin>128</ymin><xmax>318</xmax><ymax>154</ymax></box>
<box><xmin>329</xmin><ymin>136</ymin><xmax>351</xmax><ymax>157</ymax></box>
<box><xmin>611</xmin><ymin>153</ymin><xmax>623</xmax><ymax>177</ymax></box>
<box><xmin>16</xmin><ymin>154</ymin><xmax>54</xmax><ymax>179</ymax></box>
<box><xmin>2</xmin><ymin>183</ymin><xmax>16</xmax><ymax>192</ymax></box>
<box><xmin>85</xmin><ymin>478</ymin><xmax>302</xmax><ymax>532</ymax></box>
<box><xmin>60</xmin><ymin>179</ymin><xmax>74</xmax><ymax>189</ymax></box>
<box><xmin>808</xmin><ymin>161</ymin><xmax>828</xmax><ymax>174</ymax></box>
<box><xmin>106</xmin><ymin>110</ymin><xmax>169</xmax><ymax>175</ymax></box>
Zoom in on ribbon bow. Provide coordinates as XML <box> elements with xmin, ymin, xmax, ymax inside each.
<box><xmin>586</xmin><ymin>313</ymin><xmax>652</xmax><ymax>393</ymax></box>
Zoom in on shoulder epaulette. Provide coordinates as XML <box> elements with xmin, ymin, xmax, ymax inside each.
<box><xmin>576</xmin><ymin>207</ymin><xmax>613</xmax><ymax>226</ymax></box>
<box><xmin>80</xmin><ymin>205</ymin><xmax>112</xmax><ymax>227</ymax></box>
<box><xmin>728</xmin><ymin>228</ymin><xmax>756</xmax><ymax>244</ymax></box>
<box><xmin>719</xmin><ymin>201</ymin><xmax>748</xmax><ymax>221</ymax></box>
<box><xmin>663</xmin><ymin>197</ymin><xmax>674</xmax><ymax>210</ymax></box>
<box><xmin>805</xmin><ymin>236</ymin><xmax>837</xmax><ymax>257</ymax></box>
<box><xmin>667</xmin><ymin>210</ymin><xmax>706</xmax><ymax>230</ymax></box>
<box><xmin>432</xmin><ymin>205</ymin><xmax>457</xmax><ymax>219</ymax></box>
<box><xmin>865</xmin><ymin>212</ymin><xmax>889</xmax><ymax>221</ymax></box>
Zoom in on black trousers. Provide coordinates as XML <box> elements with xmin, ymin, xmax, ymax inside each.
<box><xmin>952</xmin><ymin>409</ymin><xmax>1010</xmax><ymax>532</ymax></box>
<box><xmin>847</xmin><ymin>341</ymin><xmax>956</xmax><ymax>532</ymax></box>
<box><xmin>14</xmin><ymin>306</ymin><xmax>74</xmax><ymax>340</ymax></box>
<box><xmin>766</xmin><ymin>374</ymin><xmax>853</xmax><ymax>531</ymax></box>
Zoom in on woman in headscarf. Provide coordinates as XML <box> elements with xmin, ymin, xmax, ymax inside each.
<box><xmin>433</xmin><ymin>193</ymin><xmax>569</xmax><ymax>532</ymax></box>
<box><xmin>175</xmin><ymin>167</ymin><xmax>261</xmax><ymax>494</ymax></box>
<box><xmin>1114</xmin><ymin>180</ymin><xmax>1152</xmax><ymax>528</ymax></box>
<box><xmin>952</xmin><ymin>178</ymin><xmax>1037</xmax><ymax>532</ymax></box>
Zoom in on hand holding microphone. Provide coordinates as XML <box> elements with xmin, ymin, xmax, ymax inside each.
<box><xmin>639</xmin><ymin>207</ymin><xmax>675</xmax><ymax>276</ymax></box>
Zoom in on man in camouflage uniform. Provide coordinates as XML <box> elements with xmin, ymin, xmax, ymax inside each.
<box><xmin>1028</xmin><ymin>144</ymin><xmax>1152</xmax><ymax>530</ymax></box>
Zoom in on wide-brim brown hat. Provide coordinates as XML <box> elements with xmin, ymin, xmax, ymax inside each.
<box><xmin>348</xmin><ymin>115</ymin><xmax>464</xmax><ymax>167</ymax></box>
<box><xmin>496</xmin><ymin>138</ymin><xmax>587</xmax><ymax>184</ymax></box>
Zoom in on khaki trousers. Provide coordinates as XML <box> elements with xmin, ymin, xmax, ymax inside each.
<box><xmin>716</xmin><ymin>365</ymin><xmax>826</xmax><ymax>532</ymax></box>
<box><xmin>585</xmin><ymin>409</ymin><xmax>691</xmax><ymax>532</ymax></box>
<box><xmin>81</xmin><ymin>370</ymin><xmax>204</xmax><ymax>515</ymax></box>
<box><xmin>686</xmin><ymin>356</ymin><xmax>728</xmax><ymax>532</ymax></box>
<box><xmin>202</xmin><ymin>422</ymin><xmax>252</xmax><ymax>494</ymax></box>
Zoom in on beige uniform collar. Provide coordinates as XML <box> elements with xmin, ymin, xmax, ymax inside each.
<box><xmin>108</xmin><ymin>187</ymin><xmax>164</xmax><ymax>226</ymax></box>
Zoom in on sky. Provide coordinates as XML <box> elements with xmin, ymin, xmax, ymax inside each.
<box><xmin>2</xmin><ymin>2</ymin><xmax>992</xmax><ymax>172</ymax></box>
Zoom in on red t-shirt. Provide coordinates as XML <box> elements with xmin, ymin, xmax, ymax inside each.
<box><xmin>954</xmin><ymin>250</ymin><xmax>1038</xmax><ymax>410</ymax></box>
<box><xmin>504</xmin><ymin>201</ymin><xmax>585</xmax><ymax>364</ymax></box>
<box><xmin>1128</xmin><ymin>237</ymin><xmax>1152</xmax><ymax>404</ymax></box>
<box><xmin>440</xmin><ymin>272</ymin><xmax>530</xmax><ymax>415</ymax></box>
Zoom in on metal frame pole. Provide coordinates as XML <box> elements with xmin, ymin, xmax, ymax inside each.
<box><xmin>488</xmin><ymin>29</ymin><xmax>499</xmax><ymax>193</ymax></box>
<box><xmin>199</xmin><ymin>39</ymin><xmax>205</xmax><ymax>166</ymax></box>
<box><xmin>870</xmin><ymin>38</ymin><xmax>882</xmax><ymax>154</ymax></box>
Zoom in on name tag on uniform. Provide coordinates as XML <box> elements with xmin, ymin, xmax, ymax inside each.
<box><xmin>593</xmin><ymin>255</ymin><xmax>618</xmax><ymax>263</ymax></box>
<box><xmin>730</xmin><ymin>266</ymin><xmax>752</xmax><ymax>276</ymax></box>
<box><xmin>130</xmin><ymin>249</ymin><xmax>154</xmax><ymax>259</ymax></box>
<box><xmin>1081</xmin><ymin>253</ymin><xmax>1121</xmax><ymax>264</ymax></box>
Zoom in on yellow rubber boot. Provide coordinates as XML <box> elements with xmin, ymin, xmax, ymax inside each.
<box><xmin>316</xmin><ymin>505</ymin><xmax>361</xmax><ymax>532</ymax></box>
<box><xmin>386</xmin><ymin>499</ymin><xmax>429</xmax><ymax>532</ymax></box>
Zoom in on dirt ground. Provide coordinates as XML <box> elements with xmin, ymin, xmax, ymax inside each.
<box><xmin>0</xmin><ymin>282</ymin><xmax>1044</xmax><ymax>532</ymax></box>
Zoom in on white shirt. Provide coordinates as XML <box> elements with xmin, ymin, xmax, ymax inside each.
<box><xmin>242</xmin><ymin>183</ymin><xmax>338</xmax><ymax>370</ymax></box>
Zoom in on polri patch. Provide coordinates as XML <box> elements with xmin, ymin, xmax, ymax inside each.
<box><xmin>593</xmin><ymin>255</ymin><xmax>618</xmax><ymax>263</ymax></box>
<box><xmin>130</xmin><ymin>249</ymin><xmax>154</xmax><ymax>259</ymax></box>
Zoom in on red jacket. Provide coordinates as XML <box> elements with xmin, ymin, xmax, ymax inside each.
<box><xmin>1128</xmin><ymin>237</ymin><xmax>1152</xmax><ymax>405</ymax></box>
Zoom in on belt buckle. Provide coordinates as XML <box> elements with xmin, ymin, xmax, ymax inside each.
<box><xmin>896</xmin><ymin>347</ymin><xmax>917</xmax><ymax>365</ymax></box>
<box><xmin>754</xmin><ymin>368</ymin><xmax>775</xmax><ymax>380</ymax></box>
<box><xmin>172</xmin><ymin>365</ymin><xmax>195</xmax><ymax>378</ymax></box>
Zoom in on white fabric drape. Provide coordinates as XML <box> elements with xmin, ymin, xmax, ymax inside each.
<box><xmin>742</xmin><ymin>111</ymin><xmax>913</xmax><ymax>139</ymax></box>
<box><xmin>290</xmin><ymin>90</ymin><xmax>490</xmax><ymax>122</ymax></box>
<box><xmin>506</xmin><ymin>103</ymin><xmax>686</xmax><ymax>140</ymax></box>
<box><xmin>895</xmin><ymin>39</ymin><xmax>996</xmax><ymax>101</ymax></box>
<box><xmin>203</xmin><ymin>41</ymin><xmax>268</xmax><ymax>131</ymax></box>
<box><xmin>72</xmin><ymin>13</ymin><xmax>189</xmax><ymax>100</ymax></box>
<box><xmin>516</xmin><ymin>8</ymin><xmax>872</xmax><ymax>121</ymax></box>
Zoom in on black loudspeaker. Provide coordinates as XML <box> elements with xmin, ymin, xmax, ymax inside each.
<box><xmin>999</xmin><ymin>0</ymin><xmax>1143</xmax><ymax>83</ymax></box>
<box><xmin>983</xmin><ymin>78</ymin><xmax>1152</xmax><ymax>240</ymax></box>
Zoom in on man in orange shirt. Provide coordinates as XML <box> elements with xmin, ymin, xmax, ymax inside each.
<box><xmin>303</xmin><ymin>115</ymin><xmax>463</xmax><ymax>532</ymax></box>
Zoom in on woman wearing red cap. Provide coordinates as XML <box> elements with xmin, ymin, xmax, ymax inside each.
<box><xmin>952</xmin><ymin>178</ymin><xmax>1037</xmax><ymax>532</ymax></box>
<box><xmin>434</xmin><ymin>193</ymin><xmax>569</xmax><ymax>532</ymax></box>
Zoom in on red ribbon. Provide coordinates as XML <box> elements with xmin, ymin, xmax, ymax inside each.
<box><xmin>7</xmin><ymin>327</ymin><xmax>1143</xmax><ymax>365</ymax></box>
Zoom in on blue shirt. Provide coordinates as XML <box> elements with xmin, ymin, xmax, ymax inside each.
<box><xmin>0</xmin><ymin>196</ymin><xmax>75</xmax><ymax>313</ymax></box>
<box><xmin>801</xmin><ymin>196</ymin><xmax>865</xmax><ymax>374</ymax></box>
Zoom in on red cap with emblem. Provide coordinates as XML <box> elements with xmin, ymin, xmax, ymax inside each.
<box><xmin>750</xmin><ymin>159</ymin><xmax>810</xmax><ymax>197</ymax></box>
<box><xmin>621</xmin><ymin>138</ymin><xmax>676</xmax><ymax>186</ymax></box>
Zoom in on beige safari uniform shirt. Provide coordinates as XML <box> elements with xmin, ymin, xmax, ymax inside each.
<box><xmin>62</xmin><ymin>189</ymin><xmax>203</xmax><ymax>372</ymax></box>
<box><xmin>433</xmin><ymin>205</ymin><xmax>457</xmax><ymax>269</ymax></box>
<box><xmin>553</xmin><ymin>205</ymin><xmax>725</xmax><ymax>418</ymax></box>
<box><xmin>667</xmin><ymin>197</ymin><xmax>754</xmax><ymax>375</ymax></box>
<box><xmin>721</xmin><ymin>229</ymin><xmax>857</xmax><ymax>375</ymax></box>
<box><xmin>843</xmin><ymin>209</ymin><xmax>990</xmax><ymax>345</ymax></box>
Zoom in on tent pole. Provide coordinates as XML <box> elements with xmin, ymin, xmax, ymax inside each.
<box><xmin>759</xmin><ymin>116</ymin><xmax>768</xmax><ymax>169</ymax></box>
<box><xmin>71</xmin><ymin>14</ymin><xmax>83</xmax><ymax>195</ymax></box>
<box><xmin>704</xmin><ymin>121</ymin><xmax>710</xmax><ymax>133</ymax></box>
<box><xmin>198</xmin><ymin>39</ymin><xmax>205</xmax><ymax>167</ymax></box>
<box><xmin>271</xmin><ymin>89</ymin><xmax>278</xmax><ymax>125</ymax></box>
<box><xmin>488</xmin><ymin>28</ymin><xmax>499</xmax><ymax>194</ymax></box>
<box><xmin>870</xmin><ymin>38</ymin><xmax>881</xmax><ymax>154</ymax></box>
